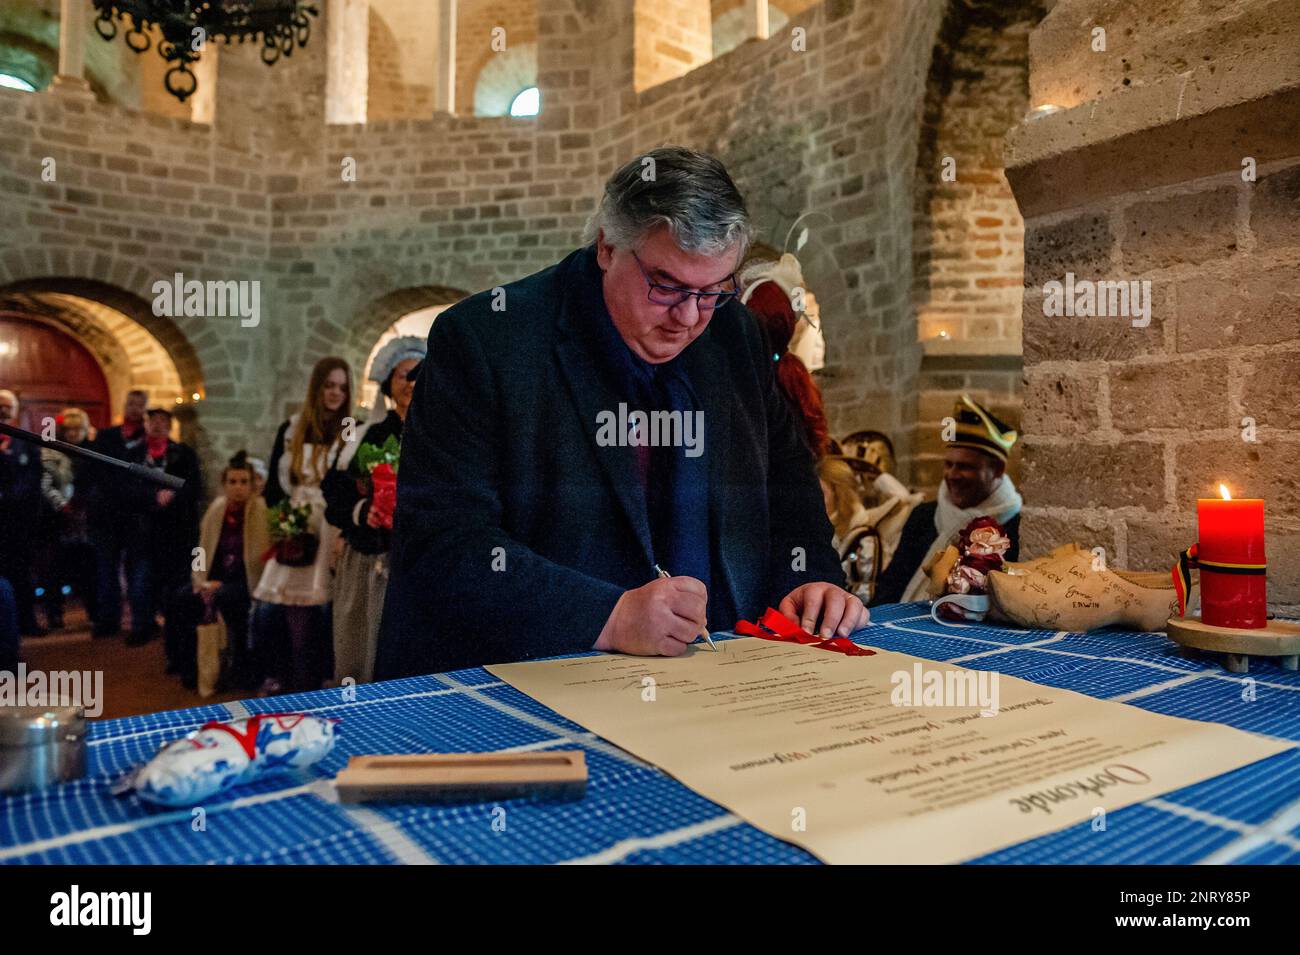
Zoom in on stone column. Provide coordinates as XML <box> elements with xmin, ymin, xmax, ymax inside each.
<box><xmin>325</xmin><ymin>0</ymin><xmax>369</xmax><ymax>124</ymax></box>
<box><xmin>434</xmin><ymin>0</ymin><xmax>457</xmax><ymax>115</ymax></box>
<box><xmin>190</xmin><ymin>45</ymin><xmax>219</xmax><ymax>124</ymax></box>
<box><xmin>744</xmin><ymin>0</ymin><xmax>770</xmax><ymax>42</ymax></box>
<box><xmin>53</xmin><ymin>0</ymin><xmax>92</xmax><ymax>93</ymax></box>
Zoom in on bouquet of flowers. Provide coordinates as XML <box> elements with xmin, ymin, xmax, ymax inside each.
<box><xmin>934</xmin><ymin>516</ymin><xmax>1012</xmax><ymax>623</ymax></box>
<box><xmin>354</xmin><ymin>434</ymin><xmax>400</xmax><ymax>529</ymax></box>
<box><xmin>266</xmin><ymin>500</ymin><xmax>318</xmax><ymax>567</ymax></box>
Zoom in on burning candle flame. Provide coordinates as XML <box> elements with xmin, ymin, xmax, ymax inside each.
<box><xmin>1219</xmin><ymin>483</ymin><xmax>1232</xmax><ymax>501</ymax></box>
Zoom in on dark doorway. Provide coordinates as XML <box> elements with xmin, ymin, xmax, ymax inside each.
<box><xmin>0</xmin><ymin>314</ymin><xmax>112</xmax><ymax>431</ymax></box>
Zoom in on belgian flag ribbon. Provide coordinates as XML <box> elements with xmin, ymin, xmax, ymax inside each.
<box><xmin>1172</xmin><ymin>543</ymin><xmax>1268</xmax><ymax>617</ymax></box>
<box><xmin>1172</xmin><ymin>543</ymin><xmax>1198</xmax><ymax>617</ymax></box>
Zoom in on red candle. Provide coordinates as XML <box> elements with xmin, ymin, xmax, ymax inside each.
<box><xmin>1197</xmin><ymin>485</ymin><xmax>1267</xmax><ymax>629</ymax></box>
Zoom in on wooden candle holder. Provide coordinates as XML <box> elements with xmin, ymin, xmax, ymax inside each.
<box><xmin>1165</xmin><ymin>616</ymin><xmax>1300</xmax><ymax>673</ymax></box>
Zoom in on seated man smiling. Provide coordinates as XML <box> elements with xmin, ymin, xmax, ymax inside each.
<box><xmin>377</xmin><ymin>146</ymin><xmax>867</xmax><ymax>677</ymax></box>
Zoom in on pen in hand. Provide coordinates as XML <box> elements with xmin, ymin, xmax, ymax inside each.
<box><xmin>654</xmin><ymin>564</ymin><xmax>717</xmax><ymax>652</ymax></box>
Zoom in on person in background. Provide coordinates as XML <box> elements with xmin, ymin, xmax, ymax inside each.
<box><xmin>0</xmin><ymin>576</ymin><xmax>18</xmax><ymax>675</ymax></box>
<box><xmin>130</xmin><ymin>407</ymin><xmax>202</xmax><ymax>655</ymax></box>
<box><xmin>816</xmin><ymin>450</ymin><xmax>923</xmax><ymax>604</ymax></box>
<box><xmin>788</xmin><ymin>289</ymin><xmax>826</xmax><ymax>375</ymax></box>
<box><xmin>0</xmin><ymin>389</ymin><xmax>45</xmax><ymax>636</ymax></box>
<box><xmin>253</xmin><ymin>357</ymin><xmax>351</xmax><ymax>694</ymax></box>
<box><xmin>818</xmin><ymin>456</ymin><xmax>881</xmax><ymax>603</ymax></box>
<box><xmin>182</xmin><ymin>451</ymin><xmax>270</xmax><ymax>691</ymax></box>
<box><xmin>838</xmin><ymin>430</ymin><xmax>897</xmax><ymax>483</ymax></box>
<box><xmin>825</xmin><ymin>432</ymin><xmax>923</xmax><ymax>589</ymax></box>
<box><xmin>35</xmin><ymin>408</ymin><xmax>97</xmax><ymax>631</ymax></box>
<box><xmin>871</xmin><ymin>395</ymin><xmax>1021</xmax><ymax>606</ymax></box>
<box><xmin>323</xmin><ymin>337</ymin><xmax>425</xmax><ymax>685</ymax></box>
<box><xmin>738</xmin><ymin>254</ymin><xmax>831</xmax><ymax>459</ymax></box>
<box><xmin>87</xmin><ymin>389</ymin><xmax>149</xmax><ymax>638</ymax></box>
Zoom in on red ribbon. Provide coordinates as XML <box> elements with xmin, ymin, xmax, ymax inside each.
<box><xmin>196</xmin><ymin>713</ymin><xmax>324</xmax><ymax>760</ymax></box>
<box><xmin>735</xmin><ymin>607</ymin><xmax>873</xmax><ymax>656</ymax></box>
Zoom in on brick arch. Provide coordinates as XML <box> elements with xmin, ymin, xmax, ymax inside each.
<box><xmin>344</xmin><ymin>284</ymin><xmax>470</xmax><ymax>381</ymax></box>
<box><xmin>906</xmin><ymin>0</ymin><xmax>1043</xmax><ymax>489</ymax></box>
<box><xmin>912</xmin><ymin>0</ymin><xmax>1042</xmax><ymax>340</ymax></box>
<box><xmin>0</xmin><ymin>291</ymin><xmax>142</xmax><ymax>420</ymax></box>
<box><xmin>0</xmin><ymin>277</ymin><xmax>205</xmax><ymax>402</ymax></box>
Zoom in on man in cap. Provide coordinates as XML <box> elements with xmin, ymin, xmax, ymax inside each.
<box><xmin>379</xmin><ymin>146</ymin><xmax>865</xmax><ymax>677</ymax></box>
<box><xmin>129</xmin><ymin>407</ymin><xmax>202</xmax><ymax>657</ymax></box>
<box><xmin>871</xmin><ymin>395</ymin><xmax>1022</xmax><ymax>605</ymax></box>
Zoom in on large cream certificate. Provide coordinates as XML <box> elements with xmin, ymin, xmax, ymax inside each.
<box><xmin>488</xmin><ymin>639</ymin><xmax>1292</xmax><ymax>864</ymax></box>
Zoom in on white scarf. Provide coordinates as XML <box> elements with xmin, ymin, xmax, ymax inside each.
<box><xmin>900</xmin><ymin>475</ymin><xmax>1023</xmax><ymax>603</ymax></box>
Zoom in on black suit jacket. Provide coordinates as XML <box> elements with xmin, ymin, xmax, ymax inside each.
<box><xmin>85</xmin><ymin>423</ymin><xmax>146</xmax><ymax>529</ymax></box>
<box><xmin>123</xmin><ymin>440</ymin><xmax>204</xmax><ymax>566</ymax></box>
<box><xmin>322</xmin><ymin>410</ymin><xmax>403</xmax><ymax>555</ymax></box>
<box><xmin>0</xmin><ymin>435</ymin><xmax>42</xmax><ymax>562</ymax></box>
<box><xmin>376</xmin><ymin>246</ymin><xmax>842</xmax><ymax>677</ymax></box>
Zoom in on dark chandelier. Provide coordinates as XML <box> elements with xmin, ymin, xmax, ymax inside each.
<box><xmin>92</xmin><ymin>1</ymin><xmax>319</xmax><ymax>103</ymax></box>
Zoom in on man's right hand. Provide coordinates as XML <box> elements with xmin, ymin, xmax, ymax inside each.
<box><xmin>593</xmin><ymin>576</ymin><xmax>707</xmax><ymax>657</ymax></box>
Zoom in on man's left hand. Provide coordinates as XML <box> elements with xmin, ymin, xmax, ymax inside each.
<box><xmin>779</xmin><ymin>582</ymin><xmax>869</xmax><ymax>639</ymax></box>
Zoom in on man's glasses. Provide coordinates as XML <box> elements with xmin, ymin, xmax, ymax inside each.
<box><xmin>632</xmin><ymin>251</ymin><xmax>739</xmax><ymax>312</ymax></box>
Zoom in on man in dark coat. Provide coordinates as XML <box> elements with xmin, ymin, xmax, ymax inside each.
<box><xmin>86</xmin><ymin>388</ymin><xmax>149</xmax><ymax>637</ymax></box>
<box><xmin>127</xmin><ymin>407</ymin><xmax>202</xmax><ymax>651</ymax></box>
<box><xmin>0</xmin><ymin>389</ymin><xmax>43</xmax><ymax>635</ymax></box>
<box><xmin>378</xmin><ymin>146</ymin><xmax>866</xmax><ymax>677</ymax></box>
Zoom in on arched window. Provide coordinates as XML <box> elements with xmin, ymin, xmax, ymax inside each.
<box><xmin>509</xmin><ymin>86</ymin><xmax>539</xmax><ymax>117</ymax></box>
<box><xmin>360</xmin><ymin>305</ymin><xmax>450</xmax><ymax>411</ymax></box>
<box><xmin>0</xmin><ymin>73</ymin><xmax>36</xmax><ymax>92</ymax></box>
<box><xmin>472</xmin><ymin>42</ymin><xmax>538</xmax><ymax>117</ymax></box>
<box><xmin>712</xmin><ymin>6</ymin><xmax>791</xmax><ymax>59</ymax></box>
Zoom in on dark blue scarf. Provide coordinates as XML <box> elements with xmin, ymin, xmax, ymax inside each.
<box><xmin>581</xmin><ymin>248</ymin><xmax>711</xmax><ymax>590</ymax></box>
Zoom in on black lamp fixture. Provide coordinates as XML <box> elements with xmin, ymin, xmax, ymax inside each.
<box><xmin>92</xmin><ymin>1</ymin><xmax>319</xmax><ymax>103</ymax></box>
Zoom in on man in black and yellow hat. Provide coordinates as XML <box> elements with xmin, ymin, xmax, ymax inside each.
<box><xmin>871</xmin><ymin>395</ymin><xmax>1022</xmax><ymax>605</ymax></box>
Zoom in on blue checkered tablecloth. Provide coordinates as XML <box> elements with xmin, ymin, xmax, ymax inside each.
<box><xmin>4</xmin><ymin>602</ymin><xmax>1300</xmax><ymax>865</ymax></box>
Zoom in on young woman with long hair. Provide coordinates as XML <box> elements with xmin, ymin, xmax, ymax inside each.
<box><xmin>252</xmin><ymin>356</ymin><xmax>351</xmax><ymax>693</ymax></box>
<box><xmin>742</xmin><ymin>277</ymin><xmax>830</xmax><ymax>459</ymax></box>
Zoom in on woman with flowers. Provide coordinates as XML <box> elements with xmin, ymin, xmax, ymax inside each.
<box><xmin>253</xmin><ymin>356</ymin><xmax>353</xmax><ymax>693</ymax></box>
<box><xmin>323</xmin><ymin>337</ymin><xmax>425</xmax><ymax>685</ymax></box>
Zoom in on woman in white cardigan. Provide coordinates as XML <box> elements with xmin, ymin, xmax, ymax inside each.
<box><xmin>254</xmin><ymin>357</ymin><xmax>353</xmax><ymax>693</ymax></box>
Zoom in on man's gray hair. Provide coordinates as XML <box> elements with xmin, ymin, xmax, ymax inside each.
<box><xmin>584</xmin><ymin>145</ymin><xmax>754</xmax><ymax>258</ymax></box>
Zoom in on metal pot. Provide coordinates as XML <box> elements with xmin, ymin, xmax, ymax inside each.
<box><xmin>0</xmin><ymin>705</ymin><xmax>87</xmax><ymax>793</ymax></box>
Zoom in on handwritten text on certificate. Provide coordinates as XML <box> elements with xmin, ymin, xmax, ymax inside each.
<box><xmin>490</xmin><ymin>639</ymin><xmax>1291</xmax><ymax>863</ymax></box>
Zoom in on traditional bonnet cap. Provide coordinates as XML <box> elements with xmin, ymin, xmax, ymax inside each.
<box><xmin>247</xmin><ymin>456</ymin><xmax>268</xmax><ymax>482</ymax></box>
<box><xmin>739</xmin><ymin>252</ymin><xmax>805</xmax><ymax>305</ymax></box>
<box><xmin>949</xmin><ymin>394</ymin><xmax>1017</xmax><ymax>463</ymax></box>
<box><xmin>369</xmin><ymin>336</ymin><xmax>427</xmax><ymax>389</ymax></box>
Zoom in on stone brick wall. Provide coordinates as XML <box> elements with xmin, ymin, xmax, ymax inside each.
<box><xmin>456</xmin><ymin>0</ymin><xmax>538</xmax><ymax>114</ymax></box>
<box><xmin>0</xmin><ymin>0</ymin><xmax>969</xmax><ymax>496</ymax></box>
<box><xmin>907</xmin><ymin>0</ymin><xmax>1041</xmax><ymax>493</ymax></box>
<box><xmin>1007</xmin><ymin>0</ymin><xmax>1300</xmax><ymax>613</ymax></box>
<box><xmin>633</xmin><ymin>0</ymin><xmax>713</xmax><ymax>92</ymax></box>
<box><xmin>368</xmin><ymin>0</ymin><xmax>434</xmax><ymax>120</ymax></box>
